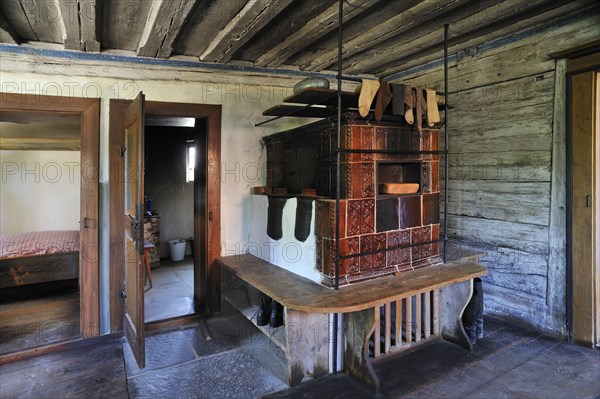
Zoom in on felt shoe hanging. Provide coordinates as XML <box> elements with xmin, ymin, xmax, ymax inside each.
<box><xmin>404</xmin><ymin>85</ymin><xmax>415</xmax><ymax>124</ymax></box>
<box><xmin>358</xmin><ymin>79</ymin><xmax>380</xmax><ymax>117</ymax></box>
<box><xmin>425</xmin><ymin>88</ymin><xmax>441</xmax><ymax>127</ymax></box>
<box><xmin>267</xmin><ymin>196</ymin><xmax>288</xmax><ymax>240</ymax></box>
<box><xmin>374</xmin><ymin>78</ymin><xmax>392</xmax><ymax>121</ymax></box>
<box><xmin>294</xmin><ymin>197</ymin><xmax>314</xmax><ymax>242</ymax></box>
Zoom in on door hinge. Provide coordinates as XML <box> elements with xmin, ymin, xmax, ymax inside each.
<box><xmin>585</xmin><ymin>195</ymin><xmax>592</xmax><ymax>208</ymax></box>
<box><xmin>119</xmin><ymin>146</ymin><xmax>126</xmax><ymax>158</ymax></box>
<box><xmin>131</xmin><ymin>220</ymin><xmax>141</xmax><ymax>241</ymax></box>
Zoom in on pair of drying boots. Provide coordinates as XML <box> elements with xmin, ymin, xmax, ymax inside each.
<box><xmin>462</xmin><ymin>277</ymin><xmax>484</xmax><ymax>345</ymax></box>
<box><xmin>256</xmin><ymin>298</ymin><xmax>284</xmax><ymax>328</ymax></box>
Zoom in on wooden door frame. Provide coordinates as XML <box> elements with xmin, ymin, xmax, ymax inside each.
<box><xmin>0</xmin><ymin>92</ymin><xmax>101</xmax><ymax>338</ymax></box>
<box><xmin>566</xmin><ymin>53</ymin><xmax>599</xmax><ymax>346</ymax></box>
<box><xmin>109</xmin><ymin>100</ymin><xmax>221</xmax><ymax>332</ymax></box>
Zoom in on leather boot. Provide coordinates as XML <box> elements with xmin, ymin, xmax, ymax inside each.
<box><xmin>269</xmin><ymin>301</ymin><xmax>284</xmax><ymax>328</ymax></box>
<box><xmin>256</xmin><ymin>298</ymin><xmax>270</xmax><ymax>326</ymax></box>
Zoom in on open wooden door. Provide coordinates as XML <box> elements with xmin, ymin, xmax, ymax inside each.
<box><xmin>122</xmin><ymin>92</ymin><xmax>146</xmax><ymax>367</ymax></box>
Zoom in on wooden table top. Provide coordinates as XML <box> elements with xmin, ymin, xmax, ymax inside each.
<box><xmin>218</xmin><ymin>254</ymin><xmax>487</xmax><ymax>313</ymax></box>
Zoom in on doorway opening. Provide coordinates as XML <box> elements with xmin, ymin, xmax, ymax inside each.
<box><xmin>0</xmin><ymin>94</ymin><xmax>100</xmax><ymax>356</ymax></box>
<box><xmin>142</xmin><ymin>116</ymin><xmax>207</xmax><ymax>322</ymax></box>
<box><xmin>109</xmin><ymin>99</ymin><xmax>221</xmax><ymax>340</ymax></box>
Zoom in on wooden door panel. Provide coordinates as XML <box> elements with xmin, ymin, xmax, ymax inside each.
<box><xmin>122</xmin><ymin>92</ymin><xmax>145</xmax><ymax>367</ymax></box>
<box><xmin>571</xmin><ymin>71</ymin><xmax>596</xmax><ymax>346</ymax></box>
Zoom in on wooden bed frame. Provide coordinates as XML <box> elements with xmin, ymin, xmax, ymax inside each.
<box><xmin>0</xmin><ymin>253</ymin><xmax>79</xmax><ymax>289</ymax></box>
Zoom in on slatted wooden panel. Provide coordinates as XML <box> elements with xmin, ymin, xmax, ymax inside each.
<box><xmin>369</xmin><ymin>289</ymin><xmax>440</xmax><ymax>359</ymax></box>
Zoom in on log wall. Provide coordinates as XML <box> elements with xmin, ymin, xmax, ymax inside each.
<box><xmin>394</xmin><ymin>12</ymin><xmax>600</xmax><ymax>335</ymax></box>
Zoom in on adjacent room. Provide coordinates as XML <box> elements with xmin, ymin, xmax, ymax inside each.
<box><xmin>0</xmin><ymin>116</ymin><xmax>82</xmax><ymax>354</ymax></box>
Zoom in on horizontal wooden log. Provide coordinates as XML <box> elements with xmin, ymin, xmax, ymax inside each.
<box><xmin>447</xmin><ymin>215</ymin><xmax>549</xmax><ymax>255</ymax></box>
<box><xmin>447</xmin><ymin>181</ymin><xmax>550</xmax><ymax>226</ymax></box>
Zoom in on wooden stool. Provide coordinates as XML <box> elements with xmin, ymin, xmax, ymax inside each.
<box><xmin>143</xmin><ymin>241</ymin><xmax>154</xmax><ymax>289</ymax></box>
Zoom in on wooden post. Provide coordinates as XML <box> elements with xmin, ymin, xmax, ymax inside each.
<box><xmin>285</xmin><ymin>309</ymin><xmax>329</xmax><ymax>386</ymax></box>
<box><xmin>440</xmin><ymin>280</ymin><xmax>473</xmax><ymax>351</ymax></box>
<box><xmin>344</xmin><ymin>307</ymin><xmax>380</xmax><ymax>392</ymax></box>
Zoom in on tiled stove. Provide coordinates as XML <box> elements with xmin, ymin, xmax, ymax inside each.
<box><xmin>264</xmin><ymin>113</ymin><xmax>441</xmax><ymax>287</ymax></box>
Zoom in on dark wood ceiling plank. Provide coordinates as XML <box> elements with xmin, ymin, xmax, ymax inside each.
<box><xmin>296</xmin><ymin>0</ymin><xmax>471</xmax><ymax>72</ymax></box>
<box><xmin>173</xmin><ymin>0</ymin><xmax>247</xmax><ymax>57</ymax></box>
<box><xmin>102</xmin><ymin>0</ymin><xmax>152</xmax><ymax>51</ymax></box>
<box><xmin>380</xmin><ymin>0</ymin><xmax>596</xmax><ymax>78</ymax></box>
<box><xmin>0</xmin><ymin>10</ymin><xmax>20</xmax><ymax>44</ymax></box>
<box><xmin>20</xmin><ymin>0</ymin><xmax>64</xmax><ymax>43</ymax></box>
<box><xmin>286</xmin><ymin>0</ymin><xmax>421</xmax><ymax>68</ymax></box>
<box><xmin>57</xmin><ymin>0</ymin><xmax>81</xmax><ymax>49</ymax></box>
<box><xmin>79</xmin><ymin>0</ymin><xmax>102</xmax><ymax>52</ymax></box>
<box><xmin>0</xmin><ymin>0</ymin><xmax>38</xmax><ymax>40</ymax></box>
<box><xmin>200</xmin><ymin>0</ymin><xmax>294</xmax><ymax>63</ymax></box>
<box><xmin>255</xmin><ymin>0</ymin><xmax>382</xmax><ymax>68</ymax></box>
<box><xmin>343</xmin><ymin>0</ymin><xmax>542</xmax><ymax>74</ymax></box>
<box><xmin>136</xmin><ymin>0</ymin><xmax>198</xmax><ymax>58</ymax></box>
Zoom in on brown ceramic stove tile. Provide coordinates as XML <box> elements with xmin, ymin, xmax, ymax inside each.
<box><xmin>347</xmin><ymin>199</ymin><xmax>375</xmax><ymax>236</ymax></box>
<box><xmin>376</xmin><ymin>198</ymin><xmax>399</xmax><ymax>232</ymax></box>
<box><xmin>342</xmin><ymin>162</ymin><xmax>375</xmax><ymax>199</ymax></box>
<box><xmin>432</xmin><ymin>224</ymin><xmax>440</xmax><ymax>256</ymax></box>
<box><xmin>315</xmin><ymin>236</ymin><xmax>323</xmax><ymax>273</ymax></box>
<box><xmin>359</xmin><ymin>233</ymin><xmax>386</xmax><ymax>271</ymax></box>
<box><xmin>322</xmin><ymin>237</ymin><xmax>360</xmax><ymax>278</ymax></box>
<box><xmin>431</xmin><ymin>161</ymin><xmax>440</xmax><ymax>192</ymax></box>
<box><xmin>387</xmin><ymin>230</ymin><xmax>411</xmax><ymax>266</ymax></box>
<box><xmin>315</xmin><ymin>200</ymin><xmax>346</xmax><ymax>239</ymax></box>
<box><xmin>399</xmin><ymin>196</ymin><xmax>422</xmax><ymax>229</ymax></box>
<box><xmin>411</xmin><ymin>226</ymin><xmax>432</xmax><ymax>260</ymax></box>
<box><xmin>423</xmin><ymin>193</ymin><xmax>440</xmax><ymax>225</ymax></box>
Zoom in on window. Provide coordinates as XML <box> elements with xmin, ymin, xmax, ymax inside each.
<box><xmin>186</xmin><ymin>140</ymin><xmax>195</xmax><ymax>182</ymax></box>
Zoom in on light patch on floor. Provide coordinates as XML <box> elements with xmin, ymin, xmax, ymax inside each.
<box><xmin>145</xmin><ymin>256</ymin><xmax>195</xmax><ymax>322</ymax></box>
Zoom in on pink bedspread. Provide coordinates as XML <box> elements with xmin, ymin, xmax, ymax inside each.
<box><xmin>0</xmin><ymin>230</ymin><xmax>79</xmax><ymax>259</ymax></box>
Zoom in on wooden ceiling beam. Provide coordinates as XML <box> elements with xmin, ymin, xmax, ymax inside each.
<box><xmin>79</xmin><ymin>0</ymin><xmax>101</xmax><ymax>52</ymax></box>
<box><xmin>0</xmin><ymin>10</ymin><xmax>20</xmax><ymax>44</ymax></box>
<box><xmin>172</xmin><ymin>0</ymin><xmax>247</xmax><ymax>56</ymax></box>
<box><xmin>137</xmin><ymin>0</ymin><xmax>198</xmax><ymax>58</ymax></box>
<box><xmin>20</xmin><ymin>0</ymin><xmax>63</xmax><ymax>43</ymax></box>
<box><xmin>200</xmin><ymin>0</ymin><xmax>293</xmax><ymax>63</ymax></box>
<box><xmin>343</xmin><ymin>0</ymin><xmax>546</xmax><ymax>74</ymax></box>
<box><xmin>255</xmin><ymin>0</ymin><xmax>382</xmax><ymax>68</ymax></box>
<box><xmin>295</xmin><ymin>0</ymin><xmax>470</xmax><ymax>72</ymax></box>
<box><xmin>380</xmin><ymin>0</ymin><xmax>594</xmax><ymax>78</ymax></box>
<box><xmin>57</xmin><ymin>0</ymin><xmax>81</xmax><ymax>50</ymax></box>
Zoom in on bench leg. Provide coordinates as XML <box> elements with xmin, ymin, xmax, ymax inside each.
<box><xmin>344</xmin><ymin>308</ymin><xmax>380</xmax><ymax>393</ymax></box>
<box><xmin>440</xmin><ymin>280</ymin><xmax>473</xmax><ymax>351</ymax></box>
<box><xmin>285</xmin><ymin>309</ymin><xmax>329</xmax><ymax>386</ymax></box>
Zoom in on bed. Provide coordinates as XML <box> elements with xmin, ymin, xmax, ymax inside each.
<box><xmin>0</xmin><ymin>230</ymin><xmax>79</xmax><ymax>289</ymax></box>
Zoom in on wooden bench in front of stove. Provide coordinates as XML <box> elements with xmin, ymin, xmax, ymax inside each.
<box><xmin>218</xmin><ymin>254</ymin><xmax>486</xmax><ymax>392</ymax></box>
